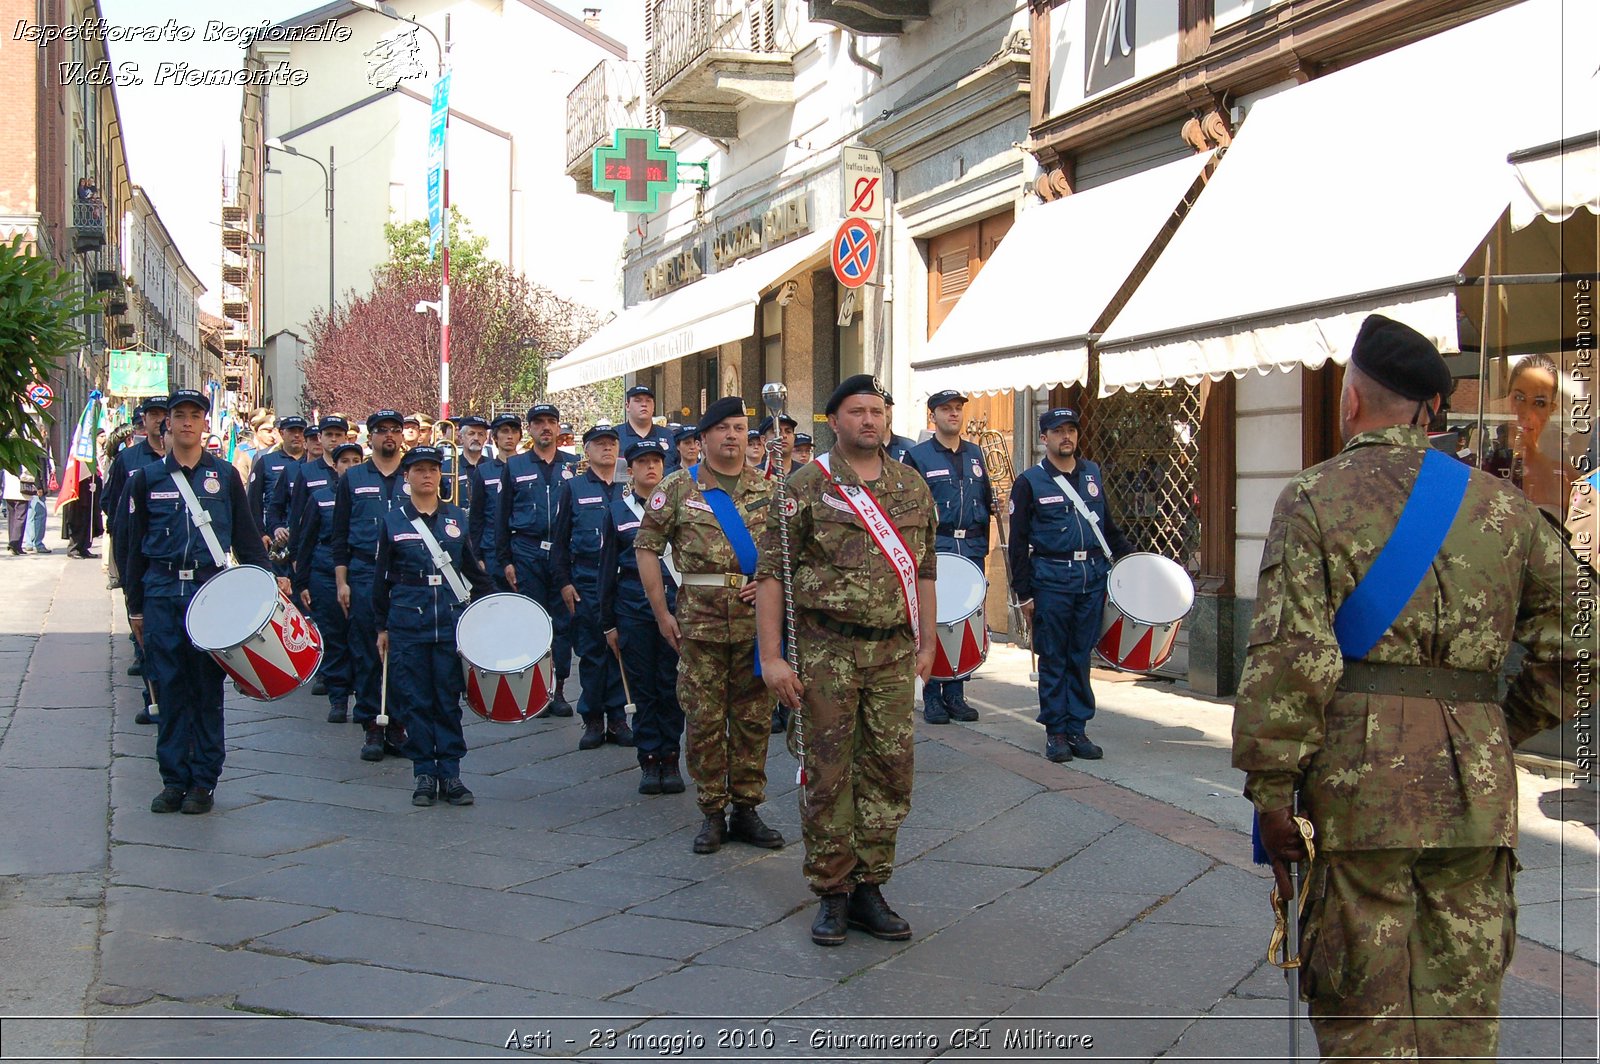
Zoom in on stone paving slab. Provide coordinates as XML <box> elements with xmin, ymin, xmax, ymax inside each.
<box><xmin>510</xmin><ymin>865</ymin><xmax>697</xmax><ymax>909</ymax></box>
<box><xmin>920</xmin><ymin>788</ymin><xmax>1120</xmax><ymax>870</ymax></box>
<box><xmin>104</xmin><ymin>885</ymin><xmax>331</xmax><ymax>948</ymax></box>
<box><xmin>627</xmin><ymin>850</ymin><xmax>811</xmax><ymax>929</ymax></box>
<box><xmin>616</xmin><ymin>962</ymin><xmax>835</xmax><ymax>1015</ymax></box>
<box><xmin>1040</xmin><ymin>920</ymin><xmax>1266</xmax><ymax>1009</ymax></box>
<box><xmin>0</xmin><ymin>706</ymin><xmax>111</xmax><ymax>769</ymax></box>
<box><xmin>0</xmin><ymin>766</ymin><xmax>110</xmax><ymax>875</ymax></box>
<box><xmin>546</xmin><ymin>912</ymin><xmax>749</xmax><ymax>960</ymax></box>
<box><xmin>288</xmin><ymin>836</ymin><xmax>570</xmax><ymax>891</ymax></box>
<box><xmin>97</xmin><ymin>930</ymin><xmax>321</xmax><ymax>1002</ymax></box>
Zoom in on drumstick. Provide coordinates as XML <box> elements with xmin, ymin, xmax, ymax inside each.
<box><xmin>375</xmin><ymin>643</ymin><xmax>390</xmax><ymax>727</ymax></box>
<box><xmin>611</xmin><ymin>644</ymin><xmax>636</xmax><ymax>716</ymax></box>
<box><xmin>144</xmin><ymin>678</ymin><xmax>160</xmax><ymax>720</ymax></box>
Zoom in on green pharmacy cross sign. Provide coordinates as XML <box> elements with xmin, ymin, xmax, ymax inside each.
<box><xmin>592</xmin><ymin>129</ymin><xmax>708</xmax><ymax>213</ymax></box>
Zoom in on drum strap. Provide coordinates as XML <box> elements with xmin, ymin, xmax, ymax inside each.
<box><xmin>409</xmin><ymin>515</ymin><xmax>472</xmax><ymax>605</ymax></box>
<box><xmin>814</xmin><ymin>453</ymin><xmax>921</xmax><ymax>650</ymax></box>
<box><xmin>1051</xmin><ymin>471</ymin><xmax>1114</xmax><ymax>561</ymax></box>
<box><xmin>623</xmin><ymin>492</ymin><xmax>680</xmax><ymax>586</ymax></box>
<box><xmin>168</xmin><ymin>466</ymin><xmax>230</xmax><ymax>570</ymax></box>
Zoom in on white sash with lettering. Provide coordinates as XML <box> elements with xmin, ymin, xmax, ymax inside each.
<box><xmin>409</xmin><ymin>515</ymin><xmax>472</xmax><ymax>605</ymax></box>
<box><xmin>623</xmin><ymin>492</ymin><xmax>680</xmax><ymax>586</ymax></box>
<box><xmin>813</xmin><ymin>452</ymin><xmax>920</xmax><ymax>648</ymax></box>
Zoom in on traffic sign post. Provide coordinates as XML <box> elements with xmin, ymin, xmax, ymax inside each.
<box><xmin>831</xmin><ymin>218</ymin><xmax>878</xmax><ymax>290</ymax></box>
<box><xmin>841</xmin><ymin>146</ymin><xmax>884</xmax><ymax>221</ymax></box>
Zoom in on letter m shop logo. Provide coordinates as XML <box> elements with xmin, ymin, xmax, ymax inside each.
<box><xmin>1085</xmin><ymin>0</ymin><xmax>1136</xmax><ymax>97</ymax></box>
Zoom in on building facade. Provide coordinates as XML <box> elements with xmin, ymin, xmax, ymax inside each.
<box><xmin>125</xmin><ymin>189</ymin><xmax>207</xmax><ymax>396</ymax></box>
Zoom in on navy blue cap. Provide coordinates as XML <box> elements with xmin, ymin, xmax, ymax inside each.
<box><xmin>1039</xmin><ymin>407</ymin><xmax>1080</xmax><ymax>432</ymax></box>
<box><xmin>330</xmin><ymin>442</ymin><xmax>363</xmax><ymax>462</ymax></box>
<box><xmin>489</xmin><ymin>413</ymin><xmax>522</xmax><ymax>431</ymax></box>
<box><xmin>927</xmin><ymin>389</ymin><xmax>966</xmax><ymax>411</ymax></box>
<box><xmin>276</xmin><ymin>415</ymin><xmax>308</xmax><ymax>431</ymax></box>
<box><xmin>625</xmin><ymin>384</ymin><xmax>655</xmax><ymax>399</ymax></box>
<box><xmin>527</xmin><ymin>403</ymin><xmax>560</xmax><ymax>421</ymax></box>
<box><xmin>138</xmin><ymin>395</ymin><xmax>170</xmax><ymax>415</ymax></box>
<box><xmin>625</xmin><ymin>439</ymin><xmax>668</xmax><ymax>463</ymax></box>
<box><xmin>318</xmin><ymin>415</ymin><xmax>349</xmax><ymax>432</ymax></box>
<box><xmin>675</xmin><ymin>425</ymin><xmax>701</xmax><ymax>443</ymax></box>
<box><xmin>583</xmin><ymin>422</ymin><xmax>621</xmax><ymax>444</ymax></box>
<box><xmin>367</xmin><ymin>409</ymin><xmax>404</xmax><ymax>431</ymax></box>
<box><xmin>458</xmin><ymin>415</ymin><xmax>489</xmax><ymax>429</ymax></box>
<box><xmin>304</xmin><ymin>424</ymin><xmax>322</xmax><ymax>437</ymax></box>
<box><xmin>167</xmin><ymin>388</ymin><xmax>210</xmax><ymax>414</ymax></box>
<box><xmin>794</xmin><ymin>433</ymin><xmax>813</xmax><ymax>446</ymax></box>
<box><xmin>747</xmin><ymin>428</ymin><xmax>762</xmax><ymax>440</ymax></box>
<box><xmin>757</xmin><ymin>414</ymin><xmax>798</xmax><ymax>434</ymax></box>
<box><xmin>401</xmin><ymin>445</ymin><xmax>444</xmax><ymax>469</ymax></box>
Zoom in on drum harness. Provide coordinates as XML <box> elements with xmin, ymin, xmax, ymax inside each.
<box><xmin>407</xmin><ymin>515</ymin><xmax>472</xmax><ymax>606</ymax></box>
<box><xmin>1050</xmin><ymin>470</ymin><xmax>1114</xmax><ymax>562</ymax></box>
<box><xmin>168</xmin><ymin>466</ymin><xmax>231</xmax><ymax>574</ymax></box>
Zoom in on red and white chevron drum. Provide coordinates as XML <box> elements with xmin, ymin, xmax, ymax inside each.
<box><xmin>1095</xmin><ymin>553</ymin><xmax>1195</xmax><ymax>673</ymax></box>
<box><xmin>456</xmin><ymin>593</ymin><xmax>554</xmax><ymax>724</ymax></box>
<box><xmin>186</xmin><ymin>564</ymin><xmax>324</xmax><ymax>701</ymax></box>
<box><xmin>931</xmin><ymin>552</ymin><xmax>989</xmax><ymax>681</ymax></box>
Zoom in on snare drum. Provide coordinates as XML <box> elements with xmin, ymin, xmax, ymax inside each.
<box><xmin>456</xmin><ymin>593</ymin><xmax>555</xmax><ymax>723</ymax></box>
<box><xmin>1095</xmin><ymin>552</ymin><xmax>1195</xmax><ymax>673</ymax></box>
<box><xmin>930</xmin><ymin>552</ymin><xmax>989</xmax><ymax>681</ymax></box>
<box><xmin>186</xmin><ymin>564</ymin><xmax>324</xmax><ymax>701</ymax></box>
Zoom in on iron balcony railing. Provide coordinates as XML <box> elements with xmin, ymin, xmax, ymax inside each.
<box><xmin>72</xmin><ymin>201</ymin><xmax>105</xmax><ymax>253</ymax></box>
<box><xmin>648</xmin><ymin>0</ymin><xmax>790</xmax><ymax>95</ymax></box>
<box><xmin>566</xmin><ymin>59</ymin><xmax>647</xmax><ymax>171</ymax></box>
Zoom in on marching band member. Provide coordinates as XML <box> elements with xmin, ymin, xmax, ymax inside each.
<box><xmin>280</xmin><ymin>416</ymin><xmax>351</xmax><ymax>553</ymax></box>
<box><xmin>674</xmin><ymin>425</ymin><xmax>702</xmax><ymax>469</ymax></box>
<box><xmin>446</xmin><ymin>414</ymin><xmax>490</xmax><ymax>516</ymax></box>
<box><xmin>745</xmin><ymin>428</ymin><xmax>766</xmax><ymax>470</ymax></box>
<box><xmin>791</xmin><ymin>432</ymin><xmax>814</xmax><ymax>467</ymax></box>
<box><xmin>551</xmin><ymin>423</ymin><xmax>629</xmax><ymax>750</ymax></box>
<box><xmin>333</xmin><ymin>410</ymin><xmax>410</xmax><ymax>761</ymax></box>
<box><xmin>400</xmin><ymin>413</ymin><xmax>425</xmax><ymax>450</ymax></box>
<box><xmin>104</xmin><ymin>395</ymin><xmax>170</xmax><ymax>700</ymax></box>
<box><xmin>600</xmin><ymin>438</ymin><xmax>685</xmax><ymax>794</ymax></box>
<box><xmin>618</xmin><ymin>385</ymin><xmax>678</xmax><ymax>473</ymax></box>
<box><xmin>373</xmin><ymin>446</ymin><xmax>494</xmax><ymax>807</ymax></box>
<box><xmin>906</xmin><ymin>389</ymin><xmax>993</xmax><ymax>724</ymax></box>
<box><xmin>495</xmin><ymin>403</ymin><xmax>578</xmax><ymax>717</ymax></box>
<box><xmin>122</xmin><ymin>389</ymin><xmax>276</xmax><ymax>815</ymax></box>
<box><xmin>470</xmin><ymin>413</ymin><xmax>521</xmax><ymax>590</ymax></box>
<box><xmin>248</xmin><ymin>414</ymin><xmax>308</xmax><ymax>573</ymax></box>
<box><xmin>757</xmin><ymin>413</ymin><xmax>799</xmax><ymax>478</ymax></box>
<box><xmin>291</xmin><ymin>441</ymin><xmax>364</xmax><ymax>724</ymax></box>
<box><xmin>882</xmin><ymin>393</ymin><xmax>918</xmax><ymax>464</ymax></box>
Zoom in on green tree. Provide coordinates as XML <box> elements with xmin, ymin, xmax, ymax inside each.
<box><xmin>382</xmin><ymin>206</ymin><xmax>491</xmax><ymax>285</ymax></box>
<box><xmin>0</xmin><ymin>236</ymin><xmax>94</xmax><ymax>472</ymax></box>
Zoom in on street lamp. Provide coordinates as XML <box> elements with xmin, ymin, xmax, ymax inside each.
<box><xmin>264</xmin><ymin>137</ymin><xmax>335</xmax><ymax>322</ymax></box>
<box><xmin>352</xmin><ymin>0</ymin><xmax>455</xmax><ymax>424</ymax></box>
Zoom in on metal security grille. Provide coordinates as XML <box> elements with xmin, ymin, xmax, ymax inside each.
<box><xmin>1077</xmin><ymin>370</ymin><xmax>1203</xmax><ymax>573</ymax></box>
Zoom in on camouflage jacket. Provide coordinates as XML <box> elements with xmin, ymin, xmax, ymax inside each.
<box><xmin>635</xmin><ymin>462</ymin><xmax>771</xmax><ymax>642</ymax></box>
<box><xmin>1233</xmin><ymin>426</ymin><xmax>1586</xmax><ymax>850</ymax></box>
<box><xmin>757</xmin><ymin>452</ymin><xmax>937</xmax><ymax>631</ymax></box>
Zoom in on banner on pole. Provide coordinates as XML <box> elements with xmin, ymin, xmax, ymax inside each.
<box><xmin>426</xmin><ymin>71</ymin><xmax>451</xmax><ymax>260</ymax></box>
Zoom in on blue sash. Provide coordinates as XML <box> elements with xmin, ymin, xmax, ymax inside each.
<box><xmin>690</xmin><ymin>464</ymin><xmax>762</xmax><ymax>675</ymax></box>
<box><xmin>1332</xmin><ymin>448</ymin><xmax>1470</xmax><ymax>660</ymax></box>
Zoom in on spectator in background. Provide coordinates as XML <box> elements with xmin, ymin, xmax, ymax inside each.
<box><xmin>24</xmin><ymin>448</ymin><xmax>53</xmax><ymax>553</ymax></box>
<box><xmin>3</xmin><ymin>467</ymin><xmax>29</xmax><ymax>555</ymax></box>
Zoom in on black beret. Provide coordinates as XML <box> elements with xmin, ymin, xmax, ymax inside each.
<box><xmin>757</xmin><ymin>414</ymin><xmax>798</xmax><ymax>433</ymax></box>
<box><xmin>1349</xmin><ymin>314</ymin><xmax>1453</xmax><ymax>402</ymax></box>
<box><xmin>401</xmin><ymin>445</ymin><xmax>443</xmax><ymax>469</ymax></box>
<box><xmin>583</xmin><ymin>422</ymin><xmax>620</xmax><ymax>444</ymax></box>
<box><xmin>330</xmin><ymin>442</ymin><xmax>364</xmax><ymax>462</ymax></box>
<box><xmin>927</xmin><ymin>389</ymin><xmax>966</xmax><ymax>411</ymax></box>
<box><xmin>825</xmin><ymin>374</ymin><xmax>890</xmax><ymax>416</ymax></box>
<box><xmin>697</xmin><ymin>396</ymin><xmax>747</xmax><ymax>436</ymax></box>
<box><xmin>625</xmin><ymin>439</ymin><xmax>668</xmax><ymax>463</ymax></box>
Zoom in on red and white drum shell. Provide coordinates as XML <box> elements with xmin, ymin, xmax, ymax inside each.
<box><xmin>456</xmin><ymin>593</ymin><xmax>555</xmax><ymax>724</ymax></box>
<box><xmin>185</xmin><ymin>564</ymin><xmax>324</xmax><ymax>701</ymax></box>
<box><xmin>930</xmin><ymin>552</ymin><xmax>989</xmax><ymax>682</ymax></box>
<box><xmin>1095</xmin><ymin>552</ymin><xmax>1195</xmax><ymax>673</ymax></box>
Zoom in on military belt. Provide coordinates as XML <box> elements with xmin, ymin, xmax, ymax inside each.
<box><xmin>938</xmin><ymin>525</ymin><xmax>986</xmax><ymax>541</ymax></box>
<box><xmin>681</xmin><ymin>572</ymin><xmax>748</xmax><ymax>588</ymax></box>
<box><xmin>388</xmin><ymin>572</ymin><xmax>444</xmax><ymax>587</ymax></box>
<box><xmin>149</xmin><ymin>562</ymin><xmax>221</xmax><ymax>583</ymax></box>
<box><xmin>1336</xmin><ymin>661</ymin><xmax>1500</xmax><ymax>702</ymax></box>
<box><xmin>805</xmin><ymin>610</ymin><xmax>909</xmax><ymax>642</ymax></box>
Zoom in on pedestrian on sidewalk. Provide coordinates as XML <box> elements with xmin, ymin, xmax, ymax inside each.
<box><xmin>372</xmin><ymin>446</ymin><xmax>493</xmax><ymax>808</ymax></box>
<box><xmin>1008</xmin><ymin>408</ymin><xmax>1134</xmax><ymax>764</ymax></box>
<box><xmin>757</xmin><ymin>374</ymin><xmax>937</xmax><ymax>947</ymax></box>
<box><xmin>1233</xmin><ymin>315</ymin><xmax>1588</xmax><ymax>1063</ymax></box>
<box><xmin>2</xmin><ymin>467</ymin><xmax>30</xmax><ymax>554</ymax></box>
<box><xmin>121</xmin><ymin>389</ymin><xmax>276</xmax><ymax>815</ymax></box>
<box><xmin>24</xmin><ymin>448</ymin><xmax>54</xmax><ymax>553</ymax></box>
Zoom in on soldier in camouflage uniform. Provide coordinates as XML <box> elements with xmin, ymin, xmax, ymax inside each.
<box><xmin>1234</xmin><ymin>315</ymin><xmax>1587</xmax><ymax>1063</ymax></box>
<box><xmin>635</xmin><ymin>396</ymin><xmax>785</xmax><ymax>855</ymax></box>
<box><xmin>758</xmin><ymin>374</ymin><xmax>938</xmax><ymax>947</ymax></box>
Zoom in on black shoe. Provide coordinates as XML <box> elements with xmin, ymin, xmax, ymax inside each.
<box><xmin>66</xmin><ymin>549</ymin><xmax>97</xmax><ymax>559</ymax></box>
<box><xmin>440</xmin><ymin>777</ymin><xmax>475</xmax><ymax>806</ymax></box>
<box><xmin>923</xmin><ymin>695</ymin><xmax>950</xmax><ymax>725</ymax></box>
<box><xmin>382</xmin><ymin>724</ymin><xmax>408</xmax><ymax>757</ymax></box>
<box><xmin>150</xmin><ymin>785</ymin><xmax>185</xmax><ymax>814</ymax></box>
<box><xmin>6</xmin><ymin>545</ymin><xmax>23</xmax><ymax>556</ymax></box>
<box><xmin>638</xmin><ymin>759</ymin><xmax>663</xmax><ymax>795</ymax></box>
<box><xmin>360</xmin><ymin>725</ymin><xmax>385</xmax><ymax>762</ymax></box>
<box><xmin>126</xmin><ymin>661</ymin><xmax>142</xmax><ymax>676</ymax></box>
<box><xmin>811</xmin><ymin>894</ymin><xmax>849</xmax><ymax>946</ymax></box>
<box><xmin>692</xmin><ymin>812</ymin><xmax>726</xmax><ymax>854</ymax></box>
<box><xmin>547</xmin><ymin>684</ymin><xmax>574</xmax><ymax>717</ymax></box>
<box><xmin>770</xmin><ymin>705</ymin><xmax>788</xmax><ymax>734</ymax></box>
<box><xmin>727</xmin><ymin>805</ymin><xmax>784</xmax><ymax>849</ymax></box>
<box><xmin>578</xmin><ymin>716</ymin><xmax>606</xmax><ymax>751</ymax></box>
<box><xmin>134</xmin><ymin>707</ymin><xmax>154</xmax><ymax>725</ymax></box>
<box><xmin>179</xmin><ymin>788</ymin><xmax>214</xmax><ymax>815</ymax></box>
<box><xmin>943</xmin><ymin>695</ymin><xmax>978</xmax><ymax>722</ymax></box>
<box><xmin>326</xmin><ymin>703</ymin><xmax>348</xmax><ymax>724</ymax></box>
<box><xmin>1066</xmin><ymin>734</ymin><xmax>1103</xmax><ymax>760</ymax></box>
<box><xmin>658</xmin><ymin>758</ymin><xmax>685</xmax><ymax>794</ymax></box>
<box><xmin>847</xmin><ymin>883</ymin><xmax>912</xmax><ymax>940</ymax></box>
<box><xmin>1044</xmin><ymin>734</ymin><xmax>1074</xmax><ymax>763</ymax></box>
<box><xmin>606</xmin><ymin>719</ymin><xmax>635</xmax><ymax>747</ymax></box>
<box><xmin>312</xmin><ymin>679</ymin><xmax>327</xmax><ymax>696</ymax></box>
<box><xmin>411</xmin><ymin>776</ymin><xmax>437</xmax><ymax>807</ymax></box>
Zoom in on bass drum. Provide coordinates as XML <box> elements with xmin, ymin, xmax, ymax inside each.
<box><xmin>1095</xmin><ymin>552</ymin><xmax>1195</xmax><ymax>673</ymax></box>
<box><xmin>186</xmin><ymin>564</ymin><xmax>324</xmax><ymax>700</ymax></box>
<box><xmin>456</xmin><ymin>593</ymin><xmax>555</xmax><ymax>723</ymax></box>
<box><xmin>930</xmin><ymin>552</ymin><xmax>989</xmax><ymax>681</ymax></box>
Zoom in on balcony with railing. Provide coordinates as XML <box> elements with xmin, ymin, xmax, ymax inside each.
<box><xmin>72</xmin><ymin>201</ymin><xmax>106</xmax><ymax>253</ymax></box>
<box><xmin>648</xmin><ymin>0</ymin><xmax>798</xmax><ymax>139</ymax></box>
<box><xmin>566</xmin><ymin>58</ymin><xmax>651</xmax><ymax>198</ymax></box>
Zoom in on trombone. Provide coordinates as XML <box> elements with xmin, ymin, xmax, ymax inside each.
<box><xmin>437</xmin><ymin>434</ymin><xmax>463</xmax><ymax>504</ymax></box>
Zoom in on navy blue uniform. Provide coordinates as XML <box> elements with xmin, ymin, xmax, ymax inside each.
<box><xmin>291</xmin><ymin>480</ymin><xmax>353</xmax><ymax>714</ymax></box>
<box><xmin>373</xmin><ymin>502</ymin><xmax>493</xmax><ymax>781</ymax></box>
<box><xmin>599</xmin><ymin>490</ymin><xmax>683</xmax><ymax>766</ymax></box>
<box><xmin>620</xmin><ymin>423</ymin><xmax>679</xmax><ymax>473</ymax></box>
<box><xmin>122</xmin><ymin>453</ymin><xmax>270</xmax><ymax>794</ymax></box>
<box><xmin>550</xmin><ymin>470</ymin><xmax>626</xmax><ymax>727</ymax></box>
<box><xmin>907</xmin><ymin>436</ymin><xmax>995</xmax><ymax>711</ymax></box>
<box><xmin>467</xmin><ymin>454</ymin><xmax>510</xmax><ymax>591</ymax></box>
<box><xmin>106</xmin><ymin>438</ymin><xmax>167</xmax><ymax>673</ymax></box>
<box><xmin>331</xmin><ymin>459</ymin><xmax>405</xmax><ymax>726</ymax></box>
<box><xmin>886</xmin><ymin>433</ymin><xmax>917</xmax><ymax>465</ymax></box>
<box><xmin>1007</xmin><ymin>459</ymin><xmax>1133</xmax><ymax>737</ymax></box>
<box><xmin>441</xmin><ymin>453</ymin><xmax>486</xmax><ymax>515</ymax></box>
<box><xmin>494</xmin><ymin>449</ymin><xmax>577</xmax><ymax>686</ymax></box>
<box><xmin>248</xmin><ymin>447</ymin><xmax>302</xmax><ymax>577</ymax></box>
<box><xmin>284</xmin><ymin>456</ymin><xmax>338</xmax><ymax>549</ymax></box>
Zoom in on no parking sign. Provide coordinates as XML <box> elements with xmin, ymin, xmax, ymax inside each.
<box><xmin>831</xmin><ymin>218</ymin><xmax>878</xmax><ymax>290</ymax></box>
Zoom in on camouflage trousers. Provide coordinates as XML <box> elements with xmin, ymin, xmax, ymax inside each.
<box><xmin>678</xmin><ymin>637</ymin><xmax>770</xmax><ymax>816</ymax></box>
<box><xmin>1301</xmin><ymin>846</ymin><xmax>1516</xmax><ymax>1063</ymax></box>
<box><xmin>795</xmin><ymin>616</ymin><xmax>916</xmax><ymax>895</ymax></box>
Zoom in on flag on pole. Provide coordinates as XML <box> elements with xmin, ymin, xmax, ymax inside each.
<box><xmin>54</xmin><ymin>391</ymin><xmax>104</xmax><ymax>513</ymax></box>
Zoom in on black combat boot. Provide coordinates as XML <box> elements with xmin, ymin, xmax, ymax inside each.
<box><xmin>360</xmin><ymin>725</ymin><xmax>385</xmax><ymax>762</ymax></box>
<box><xmin>382</xmin><ymin>723</ymin><xmax>408</xmax><ymax>757</ymax></box>
<box><xmin>811</xmin><ymin>893</ymin><xmax>849</xmax><ymax>946</ymax></box>
<box><xmin>547</xmin><ymin>680</ymin><xmax>574</xmax><ymax>717</ymax></box>
<box><xmin>606</xmin><ymin>716</ymin><xmax>635</xmax><ymax>746</ymax></box>
<box><xmin>727</xmin><ymin>805</ymin><xmax>784</xmax><ymax>848</ymax></box>
<box><xmin>658</xmin><ymin>756</ymin><xmax>685</xmax><ymax>794</ymax></box>
<box><xmin>412</xmin><ymin>775</ymin><xmax>437</xmax><ymax>807</ymax></box>
<box><xmin>440</xmin><ymin>778</ymin><xmax>475</xmax><ymax>806</ymax></box>
<box><xmin>943</xmin><ymin>692</ymin><xmax>978</xmax><ymax>722</ymax></box>
<box><xmin>847</xmin><ymin>883</ymin><xmax>912</xmax><ymax>940</ymax></box>
<box><xmin>578</xmin><ymin>713</ymin><xmax>606</xmax><ymax>751</ymax></box>
<box><xmin>692</xmin><ymin>811</ymin><xmax>726</xmax><ymax>854</ymax></box>
<box><xmin>638</xmin><ymin>756</ymin><xmax>662</xmax><ymax>795</ymax></box>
